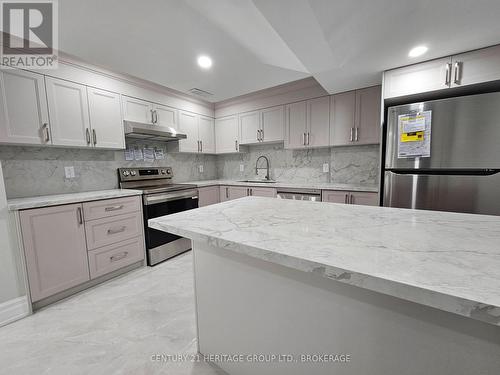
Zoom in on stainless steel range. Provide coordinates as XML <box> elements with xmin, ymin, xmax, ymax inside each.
<box><xmin>118</xmin><ymin>167</ymin><xmax>198</xmax><ymax>266</ymax></box>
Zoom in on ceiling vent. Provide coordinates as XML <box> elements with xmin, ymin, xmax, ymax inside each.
<box><xmin>188</xmin><ymin>88</ymin><xmax>213</xmax><ymax>98</ymax></box>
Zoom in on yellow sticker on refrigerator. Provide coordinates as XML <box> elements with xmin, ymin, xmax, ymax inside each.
<box><xmin>397</xmin><ymin>111</ymin><xmax>432</xmax><ymax>158</ymax></box>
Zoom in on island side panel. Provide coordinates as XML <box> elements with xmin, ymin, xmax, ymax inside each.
<box><xmin>192</xmin><ymin>241</ymin><xmax>500</xmax><ymax>375</ymax></box>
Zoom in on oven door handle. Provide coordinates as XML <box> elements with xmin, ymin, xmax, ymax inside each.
<box><xmin>144</xmin><ymin>190</ymin><xmax>198</xmax><ymax>205</ymax></box>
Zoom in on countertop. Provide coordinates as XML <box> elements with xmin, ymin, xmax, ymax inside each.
<box><xmin>149</xmin><ymin>197</ymin><xmax>500</xmax><ymax>326</ymax></box>
<box><xmin>183</xmin><ymin>179</ymin><xmax>379</xmax><ymax>192</ymax></box>
<box><xmin>8</xmin><ymin>189</ymin><xmax>143</xmax><ymax>210</ymax></box>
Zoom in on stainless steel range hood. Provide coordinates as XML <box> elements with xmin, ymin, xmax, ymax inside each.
<box><xmin>124</xmin><ymin>120</ymin><xmax>187</xmax><ymax>142</ymax></box>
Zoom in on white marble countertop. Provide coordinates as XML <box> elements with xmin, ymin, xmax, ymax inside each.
<box><xmin>184</xmin><ymin>179</ymin><xmax>379</xmax><ymax>192</ymax></box>
<box><xmin>149</xmin><ymin>197</ymin><xmax>500</xmax><ymax>326</ymax></box>
<box><xmin>8</xmin><ymin>189</ymin><xmax>143</xmax><ymax>210</ymax></box>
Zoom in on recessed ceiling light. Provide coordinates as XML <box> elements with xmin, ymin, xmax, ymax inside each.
<box><xmin>408</xmin><ymin>45</ymin><xmax>428</xmax><ymax>58</ymax></box>
<box><xmin>197</xmin><ymin>55</ymin><xmax>212</xmax><ymax>69</ymax></box>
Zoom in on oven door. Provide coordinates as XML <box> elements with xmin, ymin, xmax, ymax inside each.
<box><xmin>143</xmin><ymin>189</ymin><xmax>198</xmax><ymax>265</ymax></box>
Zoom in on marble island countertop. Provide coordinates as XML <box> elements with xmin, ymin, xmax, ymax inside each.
<box><xmin>184</xmin><ymin>179</ymin><xmax>379</xmax><ymax>192</ymax></box>
<box><xmin>8</xmin><ymin>189</ymin><xmax>143</xmax><ymax>210</ymax></box>
<box><xmin>149</xmin><ymin>197</ymin><xmax>500</xmax><ymax>326</ymax></box>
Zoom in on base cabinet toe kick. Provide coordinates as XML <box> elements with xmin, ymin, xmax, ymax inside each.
<box><xmin>17</xmin><ymin>195</ymin><xmax>145</xmax><ymax>309</ymax></box>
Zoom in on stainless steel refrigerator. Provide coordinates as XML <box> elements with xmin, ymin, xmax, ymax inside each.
<box><xmin>383</xmin><ymin>91</ymin><xmax>500</xmax><ymax>215</ymax></box>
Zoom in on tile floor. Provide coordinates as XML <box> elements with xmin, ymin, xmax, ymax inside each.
<box><xmin>0</xmin><ymin>252</ymin><xmax>225</xmax><ymax>375</ymax></box>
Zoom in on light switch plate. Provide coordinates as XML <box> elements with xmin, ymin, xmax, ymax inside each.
<box><xmin>240</xmin><ymin>164</ymin><xmax>244</xmax><ymax>172</ymax></box>
<box><xmin>322</xmin><ymin>163</ymin><xmax>329</xmax><ymax>173</ymax></box>
<box><xmin>198</xmin><ymin>165</ymin><xmax>204</xmax><ymax>173</ymax></box>
<box><xmin>64</xmin><ymin>166</ymin><xmax>75</xmax><ymax>179</ymax></box>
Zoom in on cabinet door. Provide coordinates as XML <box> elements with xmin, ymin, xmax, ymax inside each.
<box><xmin>330</xmin><ymin>91</ymin><xmax>355</xmax><ymax>146</ymax></box>
<box><xmin>383</xmin><ymin>57</ymin><xmax>452</xmax><ymax>99</ymax></box>
<box><xmin>220</xmin><ymin>186</ymin><xmax>230</xmax><ymax>202</ymax></box>
<box><xmin>20</xmin><ymin>204</ymin><xmax>90</xmax><ymax>302</ymax></box>
<box><xmin>0</xmin><ymin>69</ymin><xmax>50</xmax><ymax>145</ymax></box>
<box><xmin>228</xmin><ymin>186</ymin><xmax>249</xmax><ymax>200</ymax></box>
<box><xmin>307</xmin><ymin>96</ymin><xmax>330</xmax><ymax>147</ymax></box>
<box><xmin>198</xmin><ymin>115</ymin><xmax>216</xmax><ymax>154</ymax></box>
<box><xmin>46</xmin><ymin>77</ymin><xmax>90</xmax><ymax>147</ymax></box>
<box><xmin>249</xmin><ymin>187</ymin><xmax>277</xmax><ymax>198</ymax></box>
<box><xmin>87</xmin><ymin>87</ymin><xmax>125</xmax><ymax>149</ymax></box>
<box><xmin>451</xmin><ymin>45</ymin><xmax>500</xmax><ymax>87</ymax></box>
<box><xmin>350</xmin><ymin>192</ymin><xmax>378</xmax><ymax>206</ymax></box>
<box><xmin>285</xmin><ymin>101</ymin><xmax>307</xmax><ymax>149</ymax></box>
<box><xmin>215</xmin><ymin>115</ymin><xmax>239</xmax><ymax>154</ymax></box>
<box><xmin>154</xmin><ymin>104</ymin><xmax>177</xmax><ymax>126</ymax></box>
<box><xmin>321</xmin><ymin>190</ymin><xmax>350</xmax><ymax>204</ymax></box>
<box><xmin>198</xmin><ymin>186</ymin><xmax>220</xmax><ymax>207</ymax></box>
<box><xmin>261</xmin><ymin>106</ymin><xmax>284</xmax><ymax>143</ymax></box>
<box><xmin>178</xmin><ymin>110</ymin><xmax>199</xmax><ymax>153</ymax></box>
<box><xmin>355</xmin><ymin>86</ymin><xmax>381</xmax><ymax>145</ymax></box>
<box><xmin>122</xmin><ymin>96</ymin><xmax>153</xmax><ymax>123</ymax></box>
<box><xmin>239</xmin><ymin>110</ymin><xmax>261</xmax><ymax>144</ymax></box>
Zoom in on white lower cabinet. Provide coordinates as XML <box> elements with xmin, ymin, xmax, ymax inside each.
<box><xmin>19</xmin><ymin>196</ymin><xmax>145</xmax><ymax>304</ymax></box>
<box><xmin>322</xmin><ymin>190</ymin><xmax>378</xmax><ymax>206</ymax></box>
<box><xmin>198</xmin><ymin>186</ymin><xmax>220</xmax><ymax>207</ymax></box>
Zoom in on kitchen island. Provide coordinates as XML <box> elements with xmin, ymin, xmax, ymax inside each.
<box><xmin>149</xmin><ymin>197</ymin><xmax>500</xmax><ymax>375</ymax></box>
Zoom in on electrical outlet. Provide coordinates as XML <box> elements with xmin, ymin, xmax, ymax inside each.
<box><xmin>240</xmin><ymin>164</ymin><xmax>245</xmax><ymax>172</ymax></box>
<box><xmin>64</xmin><ymin>166</ymin><xmax>75</xmax><ymax>179</ymax></box>
<box><xmin>198</xmin><ymin>165</ymin><xmax>204</xmax><ymax>173</ymax></box>
<box><xmin>322</xmin><ymin>163</ymin><xmax>329</xmax><ymax>173</ymax></box>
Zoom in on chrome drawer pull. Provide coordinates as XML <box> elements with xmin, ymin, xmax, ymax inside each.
<box><xmin>107</xmin><ymin>226</ymin><xmax>126</xmax><ymax>235</ymax></box>
<box><xmin>110</xmin><ymin>251</ymin><xmax>129</xmax><ymax>262</ymax></box>
<box><xmin>105</xmin><ymin>205</ymin><xmax>124</xmax><ymax>212</ymax></box>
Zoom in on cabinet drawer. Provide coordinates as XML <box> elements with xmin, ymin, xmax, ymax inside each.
<box><xmin>88</xmin><ymin>237</ymin><xmax>144</xmax><ymax>279</ymax></box>
<box><xmin>85</xmin><ymin>212</ymin><xmax>143</xmax><ymax>250</ymax></box>
<box><xmin>83</xmin><ymin>196</ymin><xmax>141</xmax><ymax>221</ymax></box>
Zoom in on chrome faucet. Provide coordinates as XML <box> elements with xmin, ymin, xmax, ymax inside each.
<box><xmin>255</xmin><ymin>155</ymin><xmax>270</xmax><ymax>180</ymax></box>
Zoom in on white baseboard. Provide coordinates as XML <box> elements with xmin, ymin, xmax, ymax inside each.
<box><xmin>0</xmin><ymin>296</ymin><xmax>30</xmax><ymax>327</ymax></box>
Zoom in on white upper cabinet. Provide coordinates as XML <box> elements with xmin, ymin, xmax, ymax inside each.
<box><xmin>87</xmin><ymin>87</ymin><xmax>125</xmax><ymax>149</ymax></box>
<box><xmin>285</xmin><ymin>97</ymin><xmax>329</xmax><ymax>149</ymax></box>
<box><xmin>198</xmin><ymin>115</ymin><xmax>215</xmax><ymax>154</ymax></box>
<box><xmin>178</xmin><ymin>110</ymin><xmax>200</xmax><ymax>153</ymax></box>
<box><xmin>0</xmin><ymin>68</ymin><xmax>50</xmax><ymax>145</ymax></box>
<box><xmin>260</xmin><ymin>106</ymin><xmax>284</xmax><ymax>143</ymax></box>
<box><xmin>154</xmin><ymin>104</ymin><xmax>177</xmax><ymax>127</ymax></box>
<box><xmin>45</xmin><ymin>77</ymin><xmax>91</xmax><ymax>147</ymax></box>
<box><xmin>330</xmin><ymin>91</ymin><xmax>355</xmax><ymax>146</ymax></box>
<box><xmin>122</xmin><ymin>96</ymin><xmax>153</xmax><ymax>124</ymax></box>
<box><xmin>215</xmin><ymin>115</ymin><xmax>239</xmax><ymax>154</ymax></box>
<box><xmin>354</xmin><ymin>86</ymin><xmax>381</xmax><ymax>145</ymax></box>
<box><xmin>239</xmin><ymin>110</ymin><xmax>261</xmax><ymax>144</ymax></box>
<box><xmin>383</xmin><ymin>57</ymin><xmax>452</xmax><ymax>99</ymax></box>
<box><xmin>451</xmin><ymin>45</ymin><xmax>500</xmax><ymax>87</ymax></box>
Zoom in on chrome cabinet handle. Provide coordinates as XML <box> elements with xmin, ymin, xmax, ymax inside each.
<box><xmin>355</xmin><ymin>127</ymin><xmax>359</xmax><ymax>142</ymax></box>
<box><xmin>350</xmin><ymin>128</ymin><xmax>354</xmax><ymax>142</ymax></box>
<box><xmin>303</xmin><ymin>132</ymin><xmax>306</xmax><ymax>146</ymax></box>
<box><xmin>154</xmin><ymin>110</ymin><xmax>158</xmax><ymax>124</ymax></box>
<box><xmin>197</xmin><ymin>140</ymin><xmax>200</xmax><ymax>152</ymax></box>
<box><xmin>235</xmin><ymin>140</ymin><xmax>238</xmax><ymax>151</ymax></box>
<box><xmin>200</xmin><ymin>140</ymin><xmax>203</xmax><ymax>152</ymax></box>
<box><xmin>85</xmin><ymin>128</ymin><xmax>91</xmax><ymax>145</ymax></box>
<box><xmin>107</xmin><ymin>226</ymin><xmax>126</xmax><ymax>235</ymax></box>
<box><xmin>105</xmin><ymin>205</ymin><xmax>124</xmax><ymax>212</ymax></box>
<box><xmin>92</xmin><ymin>129</ymin><xmax>97</xmax><ymax>146</ymax></box>
<box><xmin>41</xmin><ymin>123</ymin><xmax>50</xmax><ymax>142</ymax></box>
<box><xmin>77</xmin><ymin>207</ymin><xmax>83</xmax><ymax>225</ymax></box>
<box><xmin>344</xmin><ymin>194</ymin><xmax>348</xmax><ymax>204</ymax></box>
<box><xmin>226</xmin><ymin>187</ymin><xmax>229</xmax><ymax>199</ymax></box>
<box><xmin>257</xmin><ymin>129</ymin><xmax>260</xmax><ymax>142</ymax></box>
<box><xmin>307</xmin><ymin>132</ymin><xmax>310</xmax><ymax>146</ymax></box>
<box><xmin>350</xmin><ymin>194</ymin><xmax>354</xmax><ymax>204</ymax></box>
<box><xmin>150</xmin><ymin>109</ymin><xmax>154</xmax><ymax>124</ymax></box>
<box><xmin>454</xmin><ymin>61</ymin><xmax>462</xmax><ymax>85</ymax></box>
<box><xmin>110</xmin><ymin>251</ymin><xmax>129</xmax><ymax>262</ymax></box>
<box><xmin>261</xmin><ymin>128</ymin><xmax>264</xmax><ymax>142</ymax></box>
<box><xmin>445</xmin><ymin>63</ymin><xmax>452</xmax><ymax>86</ymax></box>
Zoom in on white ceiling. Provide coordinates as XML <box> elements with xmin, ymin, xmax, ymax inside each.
<box><xmin>59</xmin><ymin>0</ymin><xmax>500</xmax><ymax>103</ymax></box>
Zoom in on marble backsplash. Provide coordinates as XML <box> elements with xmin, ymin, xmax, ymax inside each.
<box><xmin>0</xmin><ymin>141</ymin><xmax>379</xmax><ymax>198</ymax></box>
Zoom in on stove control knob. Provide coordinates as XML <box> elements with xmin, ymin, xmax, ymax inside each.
<box><xmin>166</xmin><ymin>170</ymin><xmax>171</xmax><ymax>175</ymax></box>
<box><xmin>123</xmin><ymin>170</ymin><xmax>130</xmax><ymax>177</ymax></box>
<box><xmin>161</xmin><ymin>170</ymin><xmax>166</xmax><ymax>174</ymax></box>
<box><xmin>130</xmin><ymin>171</ymin><xmax>137</xmax><ymax>176</ymax></box>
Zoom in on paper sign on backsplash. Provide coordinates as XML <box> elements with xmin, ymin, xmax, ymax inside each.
<box><xmin>154</xmin><ymin>148</ymin><xmax>165</xmax><ymax>160</ymax></box>
<box><xmin>397</xmin><ymin>110</ymin><xmax>432</xmax><ymax>158</ymax></box>
<box><xmin>133</xmin><ymin>148</ymin><xmax>143</xmax><ymax>161</ymax></box>
<box><xmin>143</xmin><ymin>148</ymin><xmax>155</xmax><ymax>161</ymax></box>
<box><xmin>124</xmin><ymin>148</ymin><xmax>134</xmax><ymax>161</ymax></box>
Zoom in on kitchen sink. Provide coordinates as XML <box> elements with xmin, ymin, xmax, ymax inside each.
<box><xmin>238</xmin><ymin>179</ymin><xmax>277</xmax><ymax>184</ymax></box>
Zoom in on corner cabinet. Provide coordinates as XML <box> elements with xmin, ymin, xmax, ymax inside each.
<box><xmin>239</xmin><ymin>106</ymin><xmax>284</xmax><ymax>145</ymax></box>
<box><xmin>0</xmin><ymin>68</ymin><xmax>50</xmax><ymax>145</ymax></box>
<box><xmin>215</xmin><ymin>115</ymin><xmax>240</xmax><ymax>153</ymax></box>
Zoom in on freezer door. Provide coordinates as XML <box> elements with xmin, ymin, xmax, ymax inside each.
<box><xmin>385</xmin><ymin>92</ymin><xmax>500</xmax><ymax>169</ymax></box>
<box><xmin>383</xmin><ymin>171</ymin><xmax>500</xmax><ymax>215</ymax></box>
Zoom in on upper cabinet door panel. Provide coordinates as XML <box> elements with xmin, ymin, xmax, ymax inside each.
<box><xmin>154</xmin><ymin>104</ymin><xmax>177</xmax><ymax>126</ymax></box>
<box><xmin>261</xmin><ymin>106</ymin><xmax>284</xmax><ymax>143</ymax></box>
<box><xmin>198</xmin><ymin>115</ymin><xmax>215</xmax><ymax>154</ymax></box>
<box><xmin>355</xmin><ymin>86</ymin><xmax>381</xmax><ymax>145</ymax></box>
<box><xmin>285</xmin><ymin>101</ymin><xmax>307</xmax><ymax>149</ymax></box>
<box><xmin>330</xmin><ymin>91</ymin><xmax>355</xmax><ymax>146</ymax></box>
<box><xmin>451</xmin><ymin>45</ymin><xmax>500</xmax><ymax>87</ymax></box>
<box><xmin>307</xmin><ymin>96</ymin><xmax>329</xmax><ymax>147</ymax></box>
<box><xmin>383</xmin><ymin>57</ymin><xmax>452</xmax><ymax>99</ymax></box>
<box><xmin>239</xmin><ymin>110</ymin><xmax>261</xmax><ymax>144</ymax></box>
<box><xmin>0</xmin><ymin>69</ymin><xmax>50</xmax><ymax>145</ymax></box>
<box><xmin>122</xmin><ymin>96</ymin><xmax>153</xmax><ymax>123</ymax></box>
<box><xmin>215</xmin><ymin>115</ymin><xmax>239</xmax><ymax>154</ymax></box>
<box><xmin>87</xmin><ymin>88</ymin><xmax>124</xmax><ymax>149</ymax></box>
<box><xmin>178</xmin><ymin>110</ymin><xmax>199</xmax><ymax>152</ymax></box>
<box><xmin>46</xmin><ymin>77</ymin><xmax>90</xmax><ymax>147</ymax></box>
